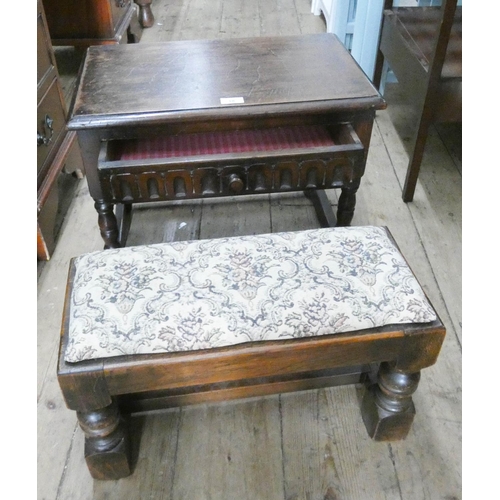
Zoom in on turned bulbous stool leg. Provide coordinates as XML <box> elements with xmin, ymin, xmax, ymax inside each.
<box><xmin>77</xmin><ymin>400</ymin><xmax>131</xmax><ymax>480</ymax></box>
<box><xmin>361</xmin><ymin>362</ymin><xmax>421</xmax><ymax>441</ymax></box>
<box><xmin>134</xmin><ymin>0</ymin><xmax>155</xmax><ymax>28</ymax></box>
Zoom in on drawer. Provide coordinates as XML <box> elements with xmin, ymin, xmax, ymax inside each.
<box><xmin>37</xmin><ymin>79</ymin><xmax>66</xmax><ymax>175</ymax></box>
<box><xmin>98</xmin><ymin>123</ymin><xmax>365</xmax><ymax>203</ymax></box>
<box><xmin>37</xmin><ymin>7</ymin><xmax>55</xmax><ymax>88</ymax></box>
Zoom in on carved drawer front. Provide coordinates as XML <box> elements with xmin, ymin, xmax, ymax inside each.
<box><xmin>98</xmin><ymin>123</ymin><xmax>365</xmax><ymax>203</ymax></box>
<box><xmin>37</xmin><ymin>79</ymin><xmax>66</xmax><ymax>176</ymax></box>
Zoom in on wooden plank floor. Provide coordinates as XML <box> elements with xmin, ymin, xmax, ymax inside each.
<box><xmin>37</xmin><ymin>1</ymin><xmax>462</xmax><ymax>498</ymax></box>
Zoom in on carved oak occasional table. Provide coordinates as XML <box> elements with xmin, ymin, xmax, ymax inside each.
<box><xmin>67</xmin><ymin>34</ymin><xmax>386</xmax><ymax>248</ymax></box>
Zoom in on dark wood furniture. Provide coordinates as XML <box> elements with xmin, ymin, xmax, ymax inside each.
<box><xmin>37</xmin><ymin>0</ymin><xmax>84</xmax><ymax>260</ymax></box>
<box><xmin>66</xmin><ymin>34</ymin><xmax>386</xmax><ymax>249</ymax></box>
<box><xmin>373</xmin><ymin>0</ymin><xmax>461</xmax><ymax>202</ymax></box>
<box><xmin>42</xmin><ymin>0</ymin><xmax>145</xmax><ymax>47</ymax></box>
<box><xmin>134</xmin><ymin>0</ymin><xmax>154</xmax><ymax>28</ymax></box>
<box><xmin>57</xmin><ymin>226</ymin><xmax>446</xmax><ymax>480</ymax></box>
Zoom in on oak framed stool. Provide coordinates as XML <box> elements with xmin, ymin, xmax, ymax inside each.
<box><xmin>57</xmin><ymin>226</ymin><xmax>445</xmax><ymax>480</ymax></box>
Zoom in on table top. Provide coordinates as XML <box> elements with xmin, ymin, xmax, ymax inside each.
<box><xmin>68</xmin><ymin>34</ymin><xmax>385</xmax><ymax>130</ymax></box>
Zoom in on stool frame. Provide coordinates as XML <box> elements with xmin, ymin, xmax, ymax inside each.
<box><xmin>58</xmin><ymin>253</ymin><xmax>445</xmax><ymax>480</ymax></box>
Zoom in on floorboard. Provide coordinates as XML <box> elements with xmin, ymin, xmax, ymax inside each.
<box><xmin>38</xmin><ymin>2</ymin><xmax>462</xmax><ymax>499</ymax></box>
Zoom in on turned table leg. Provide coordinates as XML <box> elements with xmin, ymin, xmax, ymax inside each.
<box><xmin>134</xmin><ymin>0</ymin><xmax>154</xmax><ymax>28</ymax></box>
<box><xmin>77</xmin><ymin>401</ymin><xmax>131</xmax><ymax>480</ymax></box>
<box><xmin>361</xmin><ymin>362</ymin><xmax>421</xmax><ymax>441</ymax></box>
<box><xmin>95</xmin><ymin>201</ymin><xmax>121</xmax><ymax>249</ymax></box>
<box><xmin>337</xmin><ymin>182</ymin><xmax>359</xmax><ymax>226</ymax></box>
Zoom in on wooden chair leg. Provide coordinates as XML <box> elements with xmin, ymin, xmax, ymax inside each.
<box><xmin>402</xmin><ymin>111</ymin><xmax>433</xmax><ymax>202</ymax></box>
<box><xmin>373</xmin><ymin>1</ymin><xmax>395</xmax><ymax>90</ymax></box>
<box><xmin>372</xmin><ymin>49</ymin><xmax>385</xmax><ymax>90</ymax></box>
<box><xmin>402</xmin><ymin>0</ymin><xmax>458</xmax><ymax>203</ymax></box>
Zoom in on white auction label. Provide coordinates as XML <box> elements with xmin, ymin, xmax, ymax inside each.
<box><xmin>220</xmin><ymin>97</ymin><xmax>245</xmax><ymax>105</ymax></box>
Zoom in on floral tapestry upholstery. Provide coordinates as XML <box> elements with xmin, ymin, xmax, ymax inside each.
<box><xmin>65</xmin><ymin>226</ymin><xmax>437</xmax><ymax>363</ymax></box>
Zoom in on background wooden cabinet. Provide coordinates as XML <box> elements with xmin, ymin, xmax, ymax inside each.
<box><xmin>37</xmin><ymin>0</ymin><xmax>155</xmax><ymax>260</ymax></box>
<box><xmin>42</xmin><ymin>0</ymin><xmax>142</xmax><ymax>46</ymax></box>
<box><xmin>37</xmin><ymin>0</ymin><xmax>84</xmax><ymax>260</ymax></box>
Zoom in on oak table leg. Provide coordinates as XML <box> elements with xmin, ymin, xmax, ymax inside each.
<box><xmin>134</xmin><ymin>0</ymin><xmax>154</xmax><ymax>28</ymax></box>
<box><xmin>77</xmin><ymin>401</ymin><xmax>131</xmax><ymax>480</ymax></box>
<box><xmin>361</xmin><ymin>362</ymin><xmax>421</xmax><ymax>441</ymax></box>
<box><xmin>336</xmin><ymin>182</ymin><xmax>360</xmax><ymax>226</ymax></box>
<box><xmin>95</xmin><ymin>201</ymin><xmax>121</xmax><ymax>249</ymax></box>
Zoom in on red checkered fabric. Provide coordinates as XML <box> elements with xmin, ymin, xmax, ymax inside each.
<box><xmin>116</xmin><ymin>125</ymin><xmax>335</xmax><ymax>160</ymax></box>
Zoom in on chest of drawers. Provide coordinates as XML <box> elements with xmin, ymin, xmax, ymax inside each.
<box><xmin>37</xmin><ymin>0</ymin><xmax>84</xmax><ymax>260</ymax></box>
<box><xmin>42</xmin><ymin>0</ymin><xmax>142</xmax><ymax>46</ymax></box>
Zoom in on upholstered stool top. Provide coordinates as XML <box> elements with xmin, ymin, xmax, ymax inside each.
<box><xmin>64</xmin><ymin>226</ymin><xmax>436</xmax><ymax>363</ymax></box>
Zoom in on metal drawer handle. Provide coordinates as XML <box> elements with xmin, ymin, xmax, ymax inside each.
<box><xmin>37</xmin><ymin>114</ymin><xmax>54</xmax><ymax>147</ymax></box>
